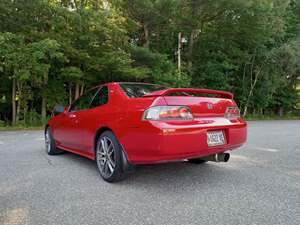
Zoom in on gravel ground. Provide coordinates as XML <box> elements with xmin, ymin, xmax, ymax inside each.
<box><xmin>0</xmin><ymin>121</ymin><xmax>300</xmax><ymax>225</ymax></box>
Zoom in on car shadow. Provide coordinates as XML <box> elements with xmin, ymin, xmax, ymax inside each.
<box><xmin>57</xmin><ymin>151</ymin><xmax>242</xmax><ymax>189</ymax></box>
<box><xmin>121</xmin><ymin>161</ymin><xmax>240</xmax><ymax>188</ymax></box>
<box><xmin>55</xmin><ymin>151</ymin><xmax>99</xmax><ymax>175</ymax></box>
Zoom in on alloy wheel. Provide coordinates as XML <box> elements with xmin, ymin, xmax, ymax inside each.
<box><xmin>97</xmin><ymin>136</ymin><xmax>116</xmax><ymax>178</ymax></box>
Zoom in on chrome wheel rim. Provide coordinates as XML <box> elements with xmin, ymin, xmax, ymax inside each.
<box><xmin>45</xmin><ymin>129</ymin><xmax>51</xmax><ymax>152</ymax></box>
<box><xmin>96</xmin><ymin>136</ymin><xmax>116</xmax><ymax>178</ymax></box>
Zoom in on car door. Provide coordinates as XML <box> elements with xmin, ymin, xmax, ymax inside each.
<box><xmin>79</xmin><ymin>86</ymin><xmax>109</xmax><ymax>152</ymax></box>
<box><xmin>59</xmin><ymin>88</ymin><xmax>99</xmax><ymax>150</ymax></box>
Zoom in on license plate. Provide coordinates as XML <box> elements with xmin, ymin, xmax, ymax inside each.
<box><xmin>207</xmin><ymin>131</ymin><xmax>226</xmax><ymax>147</ymax></box>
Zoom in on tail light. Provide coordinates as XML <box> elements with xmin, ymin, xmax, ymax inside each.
<box><xmin>143</xmin><ymin>106</ymin><xmax>193</xmax><ymax>120</ymax></box>
<box><xmin>225</xmin><ymin>106</ymin><xmax>240</xmax><ymax>119</ymax></box>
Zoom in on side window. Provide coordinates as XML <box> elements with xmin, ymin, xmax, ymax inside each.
<box><xmin>70</xmin><ymin>88</ymin><xmax>99</xmax><ymax>112</ymax></box>
<box><xmin>90</xmin><ymin>86</ymin><xmax>109</xmax><ymax>108</ymax></box>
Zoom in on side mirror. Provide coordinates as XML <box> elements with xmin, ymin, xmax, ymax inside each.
<box><xmin>53</xmin><ymin>104</ymin><xmax>65</xmax><ymax>116</ymax></box>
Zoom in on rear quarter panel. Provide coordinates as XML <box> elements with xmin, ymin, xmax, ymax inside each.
<box><xmin>79</xmin><ymin>83</ymin><xmax>164</xmax><ymax>158</ymax></box>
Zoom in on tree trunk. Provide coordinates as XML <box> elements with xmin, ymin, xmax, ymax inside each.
<box><xmin>69</xmin><ymin>84</ymin><xmax>73</xmax><ymax>105</ymax></box>
<box><xmin>187</xmin><ymin>29</ymin><xmax>196</xmax><ymax>74</ymax></box>
<box><xmin>177</xmin><ymin>32</ymin><xmax>182</xmax><ymax>74</ymax></box>
<box><xmin>242</xmin><ymin>53</ymin><xmax>267</xmax><ymax>117</ymax></box>
<box><xmin>278</xmin><ymin>107</ymin><xmax>284</xmax><ymax>117</ymax></box>
<box><xmin>243</xmin><ymin>71</ymin><xmax>258</xmax><ymax>117</ymax></box>
<box><xmin>187</xmin><ymin>0</ymin><xmax>197</xmax><ymax>74</ymax></box>
<box><xmin>24</xmin><ymin>107</ymin><xmax>27</xmax><ymax>125</ymax></box>
<box><xmin>80</xmin><ymin>84</ymin><xmax>85</xmax><ymax>95</ymax></box>
<box><xmin>41</xmin><ymin>97</ymin><xmax>46</xmax><ymax>120</ymax></box>
<box><xmin>16</xmin><ymin>96</ymin><xmax>20</xmax><ymax>124</ymax></box>
<box><xmin>143</xmin><ymin>22</ymin><xmax>150</xmax><ymax>48</ymax></box>
<box><xmin>16</xmin><ymin>81</ymin><xmax>22</xmax><ymax>123</ymax></box>
<box><xmin>12</xmin><ymin>78</ymin><xmax>16</xmax><ymax>126</ymax></box>
<box><xmin>16</xmin><ymin>101</ymin><xmax>20</xmax><ymax>123</ymax></box>
<box><xmin>41</xmin><ymin>72</ymin><xmax>48</xmax><ymax>121</ymax></box>
<box><xmin>75</xmin><ymin>83</ymin><xmax>80</xmax><ymax>100</ymax></box>
<box><xmin>242</xmin><ymin>84</ymin><xmax>255</xmax><ymax>117</ymax></box>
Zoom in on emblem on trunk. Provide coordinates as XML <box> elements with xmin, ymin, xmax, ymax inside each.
<box><xmin>207</xmin><ymin>103</ymin><xmax>213</xmax><ymax>109</ymax></box>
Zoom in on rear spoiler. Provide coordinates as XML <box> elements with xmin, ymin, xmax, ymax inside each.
<box><xmin>143</xmin><ymin>88</ymin><xmax>234</xmax><ymax>99</ymax></box>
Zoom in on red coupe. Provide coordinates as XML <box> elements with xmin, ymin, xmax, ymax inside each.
<box><xmin>45</xmin><ymin>82</ymin><xmax>247</xmax><ymax>182</ymax></box>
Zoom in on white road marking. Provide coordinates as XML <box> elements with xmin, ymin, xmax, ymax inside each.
<box><xmin>35</xmin><ymin>137</ymin><xmax>44</xmax><ymax>141</ymax></box>
<box><xmin>0</xmin><ymin>141</ymin><xmax>4</xmax><ymax>145</ymax></box>
<box><xmin>252</xmin><ymin>147</ymin><xmax>279</xmax><ymax>152</ymax></box>
<box><xmin>287</xmin><ymin>170</ymin><xmax>300</xmax><ymax>177</ymax></box>
<box><xmin>2</xmin><ymin>207</ymin><xmax>31</xmax><ymax>225</ymax></box>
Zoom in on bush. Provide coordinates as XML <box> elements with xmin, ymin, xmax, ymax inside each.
<box><xmin>23</xmin><ymin>111</ymin><xmax>44</xmax><ymax>127</ymax></box>
<box><xmin>0</xmin><ymin>120</ymin><xmax>5</xmax><ymax>127</ymax></box>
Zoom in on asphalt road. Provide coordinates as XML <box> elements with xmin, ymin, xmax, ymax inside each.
<box><xmin>0</xmin><ymin>121</ymin><xmax>300</xmax><ymax>225</ymax></box>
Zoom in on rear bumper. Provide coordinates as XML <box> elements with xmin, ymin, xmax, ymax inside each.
<box><xmin>121</xmin><ymin>118</ymin><xmax>247</xmax><ymax>164</ymax></box>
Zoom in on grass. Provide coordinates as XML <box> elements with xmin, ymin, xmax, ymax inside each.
<box><xmin>0</xmin><ymin>126</ymin><xmax>44</xmax><ymax>131</ymax></box>
<box><xmin>245</xmin><ymin>114</ymin><xmax>300</xmax><ymax>121</ymax></box>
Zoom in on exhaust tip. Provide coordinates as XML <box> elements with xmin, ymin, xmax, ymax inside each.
<box><xmin>223</xmin><ymin>153</ymin><xmax>230</xmax><ymax>162</ymax></box>
<box><xmin>201</xmin><ymin>153</ymin><xmax>231</xmax><ymax>162</ymax></box>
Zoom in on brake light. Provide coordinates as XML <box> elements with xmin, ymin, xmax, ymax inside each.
<box><xmin>225</xmin><ymin>106</ymin><xmax>240</xmax><ymax>119</ymax></box>
<box><xmin>143</xmin><ymin>106</ymin><xmax>193</xmax><ymax>120</ymax></box>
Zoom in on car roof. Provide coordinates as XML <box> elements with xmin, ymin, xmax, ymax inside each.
<box><xmin>116</xmin><ymin>82</ymin><xmax>162</xmax><ymax>86</ymax></box>
<box><xmin>90</xmin><ymin>82</ymin><xmax>165</xmax><ymax>91</ymax></box>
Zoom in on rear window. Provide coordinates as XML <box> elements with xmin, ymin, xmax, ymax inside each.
<box><xmin>119</xmin><ymin>83</ymin><xmax>167</xmax><ymax>98</ymax></box>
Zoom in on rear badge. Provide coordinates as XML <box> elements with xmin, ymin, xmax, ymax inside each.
<box><xmin>207</xmin><ymin>103</ymin><xmax>213</xmax><ymax>109</ymax></box>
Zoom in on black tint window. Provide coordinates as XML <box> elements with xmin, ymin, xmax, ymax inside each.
<box><xmin>70</xmin><ymin>88</ymin><xmax>98</xmax><ymax>112</ymax></box>
<box><xmin>119</xmin><ymin>83</ymin><xmax>167</xmax><ymax>98</ymax></box>
<box><xmin>90</xmin><ymin>86</ymin><xmax>109</xmax><ymax>108</ymax></box>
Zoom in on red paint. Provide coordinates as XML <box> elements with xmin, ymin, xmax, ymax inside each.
<box><xmin>143</xmin><ymin>88</ymin><xmax>234</xmax><ymax>99</ymax></box>
<box><xmin>47</xmin><ymin>82</ymin><xmax>247</xmax><ymax>164</ymax></box>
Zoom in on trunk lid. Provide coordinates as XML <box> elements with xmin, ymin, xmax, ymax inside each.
<box><xmin>163</xmin><ymin>96</ymin><xmax>235</xmax><ymax>117</ymax></box>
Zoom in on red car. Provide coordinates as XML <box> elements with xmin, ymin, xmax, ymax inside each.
<box><xmin>45</xmin><ymin>82</ymin><xmax>247</xmax><ymax>182</ymax></box>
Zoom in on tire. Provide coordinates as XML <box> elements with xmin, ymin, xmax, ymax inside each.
<box><xmin>96</xmin><ymin>131</ymin><xmax>124</xmax><ymax>183</ymax></box>
<box><xmin>187</xmin><ymin>158</ymin><xmax>207</xmax><ymax>164</ymax></box>
<box><xmin>45</xmin><ymin>127</ymin><xmax>63</xmax><ymax>155</ymax></box>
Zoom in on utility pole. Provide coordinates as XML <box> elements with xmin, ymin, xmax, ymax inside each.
<box><xmin>177</xmin><ymin>32</ymin><xmax>182</xmax><ymax>75</ymax></box>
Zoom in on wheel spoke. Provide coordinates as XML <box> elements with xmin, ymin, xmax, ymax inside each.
<box><xmin>101</xmin><ymin>139</ymin><xmax>107</xmax><ymax>153</ymax></box>
<box><xmin>107</xmin><ymin>160</ymin><xmax>114</xmax><ymax>173</ymax></box>
<box><xmin>107</xmin><ymin>155</ymin><xmax>115</xmax><ymax>168</ymax></box>
<box><xmin>104</xmin><ymin>160</ymin><xmax>110</xmax><ymax>175</ymax></box>
<box><xmin>104</xmin><ymin>137</ymin><xmax>113</xmax><ymax>153</ymax></box>
<box><xmin>107</xmin><ymin>145</ymin><xmax>114</xmax><ymax>156</ymax></box>
<box><xmin>97</xmin><ymin>149</ymin><xmax>106</xmax><ymax>156</ymax></box>
<box><xmin>98</xmin><ymin>156</ymin><xmax>106</xmax><ymax>162</ymax></box>
<box><xmin>102</xmin><ymin>160</ymin><xmax>107</xmax><ymax>174</ymax></box>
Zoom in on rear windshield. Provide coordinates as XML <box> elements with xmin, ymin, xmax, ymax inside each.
<box><xmin>119</xmin><ymin>83</ymin><xmax>167</xmax><ymax>98</ymax></box>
